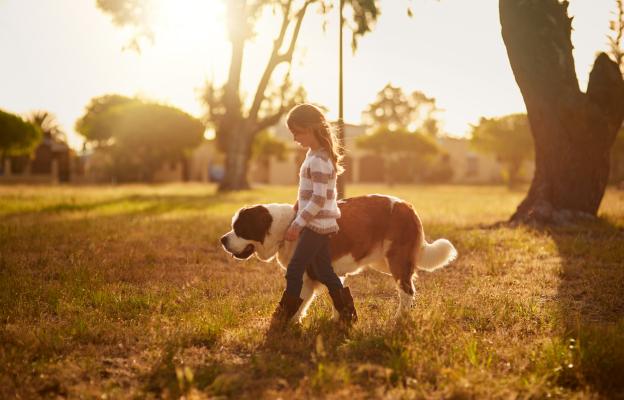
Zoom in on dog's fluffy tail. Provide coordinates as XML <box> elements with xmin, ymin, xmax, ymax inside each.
<box><xmin>417</xmin><ymin>239</ymin><xmax>457</xmax><ymax>272</ymax></box>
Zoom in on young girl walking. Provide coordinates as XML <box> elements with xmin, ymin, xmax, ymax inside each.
<box><xmin>270</xmin><ymin>103</ymin><xmax>357</xmax><ymax>329</ymax></box>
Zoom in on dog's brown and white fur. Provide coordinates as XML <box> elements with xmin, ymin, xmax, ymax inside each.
<box><xmin>220</xmin><ymin>194</ymin><xmax>457</xmax><ymax>322</ymax></box>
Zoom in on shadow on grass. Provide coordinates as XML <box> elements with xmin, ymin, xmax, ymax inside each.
<box><xmin>140</xmin><ymin>319</ymin><xmax>357</xmax><ymax>398</ymax></box>
<box><xmin>1</xmin><ymin>183</ymin><xmax>296</xmax><ymax>220</ymax></box>
<box><xmin>2</xmin><ymin>192</ymin><xmax>231</xmax><ymax>218</ymax></box>
<box><xmin>139</xmin><ymin>310</ymin><xmax>433</xmax><ymax>398</ymax></box>
<box><xmin>547</xmin><ymin>219</ymin><xmax>624</xmax><ymax>396</ymax></box>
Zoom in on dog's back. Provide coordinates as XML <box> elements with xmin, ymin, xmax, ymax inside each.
<box><xmin>327</xmin><ymin>195</ymin><xmax>456</xmax><ymax>298</ymax></box>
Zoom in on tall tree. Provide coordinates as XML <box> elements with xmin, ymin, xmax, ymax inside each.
<box><xmin>471</xmin><ymin>114</ymin><xmax>534</xmax><ymax>188</ymax></box>
<box><xmin>0</xmin><ymin>109</ymin><xmax>41</xmax><ymax>159</ymax></box>
<box><xmin>500</xmin><ymin>0</ymin><xmax>624</xmax><ymax>224</ymax></box>
<box><xmin>97</xmin><ymin>0</ymin><xmax>380</xmax><ymax>191</ymax></box>
<box><xmin>361</xmin><ymin>83</ymin><xmax>440</xmax><ymax>135</ymax></box>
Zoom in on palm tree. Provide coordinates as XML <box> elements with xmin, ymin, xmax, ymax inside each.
<box><xmin>27</xmin><ymin>111</ymin><xmax>65</xmax><ymax>141</ymax></box>
<box><xmin>27</xmin><ymin>111</ymin><xmax>71</xmax><ymax>180</ymax></box>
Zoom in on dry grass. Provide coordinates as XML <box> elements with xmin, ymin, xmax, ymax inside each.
<box><xmin>1</xmin><ymin>184</ymin><xmax>623</xmax><ymax>399</ymax></box>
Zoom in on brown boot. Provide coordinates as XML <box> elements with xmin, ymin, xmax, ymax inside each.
<box><xmin>268</xmin><ymin>291</ymin><xmax>303</xmax><ymax>331</ymax></box>
<box><xmin>328</xmin><ymin>287</ymin><xmax>358</xmax><ymax>325</ymax></box>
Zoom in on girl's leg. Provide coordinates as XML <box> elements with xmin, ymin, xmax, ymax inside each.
<box><xmin>312</xmin><ymin>235</ymin><xmax>357</xmax><ymax>324</ymax></box>
<box><xmin>269</xmin><ymin>228</ymin><xmax>325</xmax><ymax>331</ymax></box>
<box><xmin>285</xmin><ymin>228</ymin><xmax>325</xmax><ymax>297</ymax></box>
<box><xmin>311</xmin><ymin>234</ymin><xmax>343</xmax><ymax>291</ymax></box>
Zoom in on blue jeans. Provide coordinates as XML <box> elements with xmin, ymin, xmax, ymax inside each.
<box><xmin>285</xmin><ymin>228</ymin><xmax>344</xmax><ymax>297</ymax></box>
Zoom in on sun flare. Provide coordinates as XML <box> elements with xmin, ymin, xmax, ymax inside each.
<box><xmin>152</xmin><ymin>0</ymin><xmax>228</xmax><ymax>54</ymax></box>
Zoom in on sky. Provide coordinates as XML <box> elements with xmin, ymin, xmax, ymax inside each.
<box><xmin>0</xmin><ymin>0</ymin><xmax>615</xmax><ymax>149</ymax></box>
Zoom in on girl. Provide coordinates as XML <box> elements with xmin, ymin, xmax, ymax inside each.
<box><xmin>270</xmin><ymin>103</ymin><xmax>357</xmax><ymax>329</ymax></box>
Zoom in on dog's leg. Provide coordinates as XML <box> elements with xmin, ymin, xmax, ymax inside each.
<box><xmin>292</xmin><ymin>275</ymin><xmax>320</xmax><ymax>323</ymax></box>
<box><xmin>387</xmin><ymin>247</ymin><xmax>416</xmax><ymax>317</ymax></box>
<box><xmin>395</xmin><ymin>279</ymin><xmax>415</xmax><ymax>317</ymax></box>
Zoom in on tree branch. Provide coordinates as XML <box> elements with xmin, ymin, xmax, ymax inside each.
<box><xmin>277</xmin><ymin>0</ymin><xmax>310</xmax><ymax>63</ymax></box>
<box><xmin>586</xmin><ymin>52</ymin><xmax>624</xmax><ymax>144</ymax></box>
<box><xmin>248</xmin><ymin>0</ymin><xmax>312</xmax><ymax>123</ymax></box>
<box><xmin>256</xmin><ymin>111</ymin><xmax>286</xmax><ymax>133</ymax></box>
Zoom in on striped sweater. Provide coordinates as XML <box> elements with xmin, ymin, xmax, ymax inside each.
<box><xmin>292</xmin><ymin>148</ymin><xmax>341</xmax><ymax>234</ymax></box>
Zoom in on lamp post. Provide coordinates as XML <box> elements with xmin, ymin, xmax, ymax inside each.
<box><xmin>337</xmin><ymin>0</ymin><xmax>346</xmax><ymax>199</ymax></box>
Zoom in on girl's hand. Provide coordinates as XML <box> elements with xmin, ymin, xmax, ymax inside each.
<box><xmin>285</xmin><ymin>224</ymin><xmax>301</xmax><ymax>241</ymax></box>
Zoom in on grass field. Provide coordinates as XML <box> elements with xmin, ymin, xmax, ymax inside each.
<box><xmin>1</xmin><ymin>184</ymin><xmax>623</xmax><ymax>399</ymax></box>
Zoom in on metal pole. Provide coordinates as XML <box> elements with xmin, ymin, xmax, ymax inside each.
<box><xmin>337</xmin><ymin>0</ymin><xmax>346</xmax><ymax>199</ymax></box>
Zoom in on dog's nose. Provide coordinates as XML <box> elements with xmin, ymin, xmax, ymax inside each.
<box><xmin>220</xmin><ymin>235</ymin><xmax>228</xmax><ymax>246</ymax></box>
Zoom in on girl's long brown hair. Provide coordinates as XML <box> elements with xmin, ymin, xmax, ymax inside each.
<box><xmin>286</xmin><ymin>104</ymin><xmax>345</xmax><ymax>175</ymax></box>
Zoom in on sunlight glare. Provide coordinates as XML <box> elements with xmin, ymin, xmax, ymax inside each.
<box><xmin>150</xmin><ymin>0</ymin><xmax>229</xmax><ymax>84</ymax></box>
<box><xmin>153</xmin><ymin>0</ymin><xmax>226</xmax><ymax>42</ymax></box>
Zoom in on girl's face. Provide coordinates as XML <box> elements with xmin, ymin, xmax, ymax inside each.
<box><xmin>290</xmin><ymin>125</ymin><xmax>321</xmax><ymax>150</ymax></box>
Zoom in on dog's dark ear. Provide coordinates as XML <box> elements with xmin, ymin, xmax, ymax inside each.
<box><xmin>233</xmin><ymin>205</ymin><xmax>273</xmax><ymax>243</ymax></box>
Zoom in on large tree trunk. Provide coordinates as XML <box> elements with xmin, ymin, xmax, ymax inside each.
<box><xmin>216</xmin><ymin>3</ymin><xmax>248</xmax><ymax>191</ymax></box>
<box><xmin>218</xmin><ymin>121</ymin><xmax>253</xmax><ymax>191</ymax></box>
<box><xmin>500</xmin><ymin>0</ymin><xmax>624</xmax><ymax>224</ymax></box>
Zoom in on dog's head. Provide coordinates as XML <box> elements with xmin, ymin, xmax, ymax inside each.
<box><xmin>220</xmin><ymin>205</ymin><xmax>275</xmax><ymax>260</ymax></box>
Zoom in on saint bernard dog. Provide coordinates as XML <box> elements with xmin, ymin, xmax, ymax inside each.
<box><xmin>220</xmin><ymin>194</ymin><xmax>457</xmax><ymax>322</ymax></box>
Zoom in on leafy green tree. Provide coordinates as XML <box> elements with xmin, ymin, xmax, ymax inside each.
<box><xmin>362</xmin><ymin>83</ymin><xmax>441</xmax><ymax>136</ymax></box>
<box><xmin>96</xmin><ymin>0</ymin><xmax>380</xmax><ymax>191</ymax></box>
<box><xmin>357</xmin><ymin>125</ymin><xmax>438</xmax><ymax>185</ymax></box>
<box><xmin>76</xmin><ymin>98</ymin><xmax>205</xmax><ymax>182</ymax></box>
<box><xmin>470</xmin><ymin>114</ymin><xmax>534</xmax><ymax>188</ymax></box>
<box><xmin>0</xmin><ymin>109</ymin><xmax>41</xmax><ymax>159</ymax></box>
<box><xmin>75</xmin><ymin>95</ymin><xmax>137</xmax><ymax>145</ymax></box>
<box><xmin>110</xmin><ymin>102</ymin><xmax>205</xmax><ymax>181</ymax></box>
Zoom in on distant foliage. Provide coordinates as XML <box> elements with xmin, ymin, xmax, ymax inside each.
<box><xmin>0</xmin><ymin>109</ymin><xmax>41</xmax><ymax>157</ymax></box>
<box><xmin>344</xmin><ymin>0</ymin><xmax>381</xmax><ymax>50</ymax></box>
<box><xmin>76</xmin><ymin>97</ymin><xmax>205</xmax><ymax>182</ymax></box>
<box><xmin>470</xmin><ymin>114</ymin><xmax>534</xmax><ymax>187</ymax></box>
<box><xmin>28</xmin><ymin>111</ymin><xmax>65</xmax><ymax>141</ymax></box>
<box><xmin>75</xmin><ymin>95</ymin><xmax>138</xmax><ymax>144</ymax></box>
<box><xmin>362</xmin><ymin>83</ymin><xmax>441</xmax><ymax>136</ymax></box>
<box><xmin>251</xmin><ymin>130</ymin><xmax>288</xmax><ymax>162</ymax></box>
<box><xmin>95</xmin><ymin>0</ymin><xmax>154</xmax><ymax>52</ymax></box>
<box><xmin>357</xmin><ymin>125</ymin><xmax>439</xmax><ymax>185</ymax></box>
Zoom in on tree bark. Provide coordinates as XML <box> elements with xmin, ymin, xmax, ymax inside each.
<box><xmin>217</xmin><ymin>2</ymin><xmax>246</xmax><ymax>191</ymax></box>
<box><xmin>500</xmin><ymin>0</ymin><xmax>624</xmax><ymax>224</ymax></box>
<box><xmin>219</xmin><ymin>121</ymin><xmax>253</xmax><ymax>191</ymax></box>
